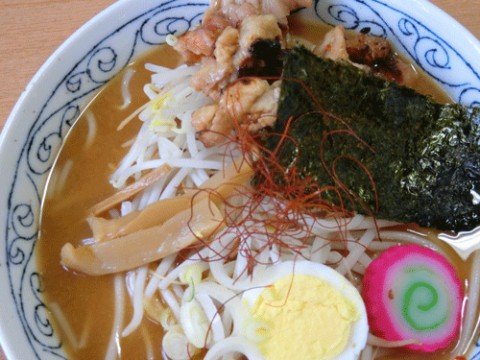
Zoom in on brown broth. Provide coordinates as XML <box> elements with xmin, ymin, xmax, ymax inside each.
<box><xmin>37</xmin><ymin>45</ymin><xmax>181</xmax><ymax>360</ymax></box>
<box><xmin>37</xmin><ymin>20</ymin><xmax>477</xmax><ymax>360</ymax></box>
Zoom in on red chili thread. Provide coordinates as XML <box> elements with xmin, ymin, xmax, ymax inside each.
<box><xmin>181</xmin><ymin>74</ymin><xmax>383</xmax><ymax>281</ymax></box>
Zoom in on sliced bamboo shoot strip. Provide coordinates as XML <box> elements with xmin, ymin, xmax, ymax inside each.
<box><xmin>89</xmin><ymin>164</ymin><xmax>172</xmax><ymax>216</ymax></box>
<box><xmin>193</xmin><ymin>158</ymin><xmax>251</xmax><ymax>192</ymax></box>
<box><xmin>61</xmin><ymin>199</ymin><xmax>224</xmax><ymax>275</ymax></box>
<box><xmin>88</xmin><ymin>195</ymin><xmax>194</xmax><ymax>242</ymax></box>
<box><xmin>88</xmin><ymin>161</ymin><xmax>253</xmax><ymax>242</ymax></box>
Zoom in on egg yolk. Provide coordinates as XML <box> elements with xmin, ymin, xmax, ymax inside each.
<box><xmin>250</xmin><ymin>274</ymin><xmax>360</xmax><ymax>360</ymax></box>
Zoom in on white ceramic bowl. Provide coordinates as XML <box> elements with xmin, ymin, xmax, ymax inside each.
<box><xmin>1</xmin><ymin>0</ymin><xmax>480</xmax><ymax>359</ymax></box>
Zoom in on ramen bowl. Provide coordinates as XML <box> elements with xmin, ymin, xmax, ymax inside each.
<box><xmin>1</xmin><ymin>0</ymin><xmax>480</xmax><ymax>359</ymax></box>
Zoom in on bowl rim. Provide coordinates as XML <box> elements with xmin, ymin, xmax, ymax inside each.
<box><xmin>1</xmin><ymin>0</ymin><xmax>480</xmax><ymax>359</ymax></box>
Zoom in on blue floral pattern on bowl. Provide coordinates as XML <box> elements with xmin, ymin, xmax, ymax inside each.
<box><xmin>2</xmin><ymin>0</ymin><xmax>480</xmax><ymax>358</ymax></box>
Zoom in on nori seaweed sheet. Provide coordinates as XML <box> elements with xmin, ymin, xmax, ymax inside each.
<box><xmin>266</xmin><ymin>47</ymin><xmax>480</xmax><ymax>232</ymax></box>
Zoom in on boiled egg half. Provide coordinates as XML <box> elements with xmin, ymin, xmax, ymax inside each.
<box><xmin>241</xmin><ymin>260</ymin><xmax>369</xmax><ymax>360</ymax></box>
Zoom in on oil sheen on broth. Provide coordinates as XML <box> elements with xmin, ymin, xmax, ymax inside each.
<box><xmin>37</xmin><ymin>20</ymin><xmax>470</xmax><ymax>360</ymax></box>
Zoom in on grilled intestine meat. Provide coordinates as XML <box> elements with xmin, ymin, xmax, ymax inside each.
<box><xmin>173</xmin><ymin>0</ymin><xmax>311</xmax><ymax>146</ymax></box>
<box><xmin>173</xmin><ymin>11</ymin><xmax>232</xmax><ymax>64</ymax></box>
<box><xmin>315</xmin><ymin>25</ymin><xmax>417</xmax><ymax>85</ymax></box>
<box><xmin>189</xmin><ymin>14</ymin><xmax>284</xmax><ymax>101</ymax></box>
<box><xmin>215</xmin><ymin>0</ymin><xmax>313</xmax><ymax>26</ymax></box>
<box><xmin>192</xmin><ymin>78</ymin><xmax>280</xmax><ymax>147</ymax></box>
<box><xmin>315</xmin><ymin>25</ymin><xmax>350</xmax><ymax>61</ymax></box>
<box><xmin>189</xmin><ymin>27</ymin><xmax>240</xmax><ymax>101</ymax></box>
<box><xmin>174</xmin><ymin>2</ymin><xmax>417</xmax><ymax>147</ymax></box>
<box><xmin>174</xmin><ymin>0</ymin><xmax>311</xmax><ymax>67</ymax></box>
<box><xmin>345</xmin><ymin>29</ymin><xmax>417</xmax><ymax>84</ymax></box>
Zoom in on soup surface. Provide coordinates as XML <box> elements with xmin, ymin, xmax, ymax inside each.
<box><xmin>37</xmin><ymin>16</ymin><xmax>476</xmax><ymax>360</ymax></box>
<box><xmin>38</xmin><ymin>45</ymin><xmax>182</xmax><ymax>359</ymax></box>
